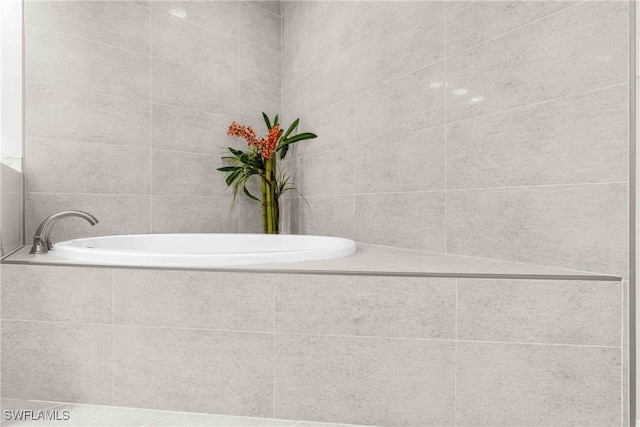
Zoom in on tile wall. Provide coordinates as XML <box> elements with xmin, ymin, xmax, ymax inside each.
<box><xmin>23</xmin><ymin>0</ymin><xmax>282</xmax><ymax>243</ymax></box>
<box><xmin>0</xmin><ymin>264</ymin><xmax>624</xmax><ymax>426</ymax></box>
<box><xmin>1</xmin><ymin>164</ymin><xmax>22</xmax><ymax>255</ymax></box>
<box><xmin>282</xmin><ymin>0</ymin><xmax>630</xmax><ymax>277</ymax></box>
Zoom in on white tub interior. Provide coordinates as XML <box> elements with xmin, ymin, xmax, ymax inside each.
<box><xmin>52</xmin><ymin>233</ymin><xmax>357</xmax><ymax>267</ymax></box>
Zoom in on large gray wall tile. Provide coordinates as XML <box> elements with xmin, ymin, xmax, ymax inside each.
<box><xmin>353</xmin><ymin>1</ymin><xmax>430</xmax><ymax>43</ymax></box>
<box><xmin>0</xmin><ymin>192</ymin><xmax>22</xmax><ymax>256</ymax></box>
<box><xmin>352</xmin><ymin>1</ymin><xmax>444</xmax><ymax>94</ymax></box>
<box><xmin>151</xmin><ymin>11</ymin><xmax>237</xmax><ymax>78</ymax></box>
<box><xmin>239</xmin><ymin>42</ymin><xmax>281</xmax><ymax>89</ymax></box>
<box><xmin>113</xmin><ymin>269</ymin><xmax>273</xmax><ymax>331</ymax></box>
<box><xmin>246</xmin><ymin>1</ymin><xmax>281</xmax><ymax>17</ymax></box>
<box><xmin>238</xmin><ymin>81</ymin><xmax>281</xmax><ymax>121</ymax></box>
<box><xmin>114</xmin><ymin>326</ymin><xmax>273</xmax><ymax>416</ymax></box>
<box><xmin>25</xmin><ymin>193</ymin><xmax>150</xmax><ymax>244</ymax></box>
<box><xmin>151</xmin><ymin>58</ymin><xmax>238</xmax><ymax>115</ymax></box>
<box><xmin>275</xmin><ymin>275</ymin><xmax>455</xmax><ymax>339</ymax></box>
<box><xmin>281</xmin><ymin>42</ymin><xmax>300</xmax><ymax>88</ymax></box>
<box><xmin>25</xmin><ymin>0</ymin><xmax>150</xmax><ymax>53</ymax></box>
<box><xmin>26</xmin><ymin>25</ymin><xmax>149</xmax><ymax>100</ymax></box>
<box><xmin>298</xmin><ymin>196</ymin><xmax>354</xmax><ymax>239</ymax></box>
<box><xmin>298</xmin><ymin>4</ymin><xmax>353</xmax><ymax>78</ymax></box>
<box><xmin>299</xmin><ymin>51</ymin><xmax>353</xmax><ymax>116</ymax></box>
<box><xmin>353</xmin><ymin>62</ymin><xmax>445</xmax><ymax>143</ymax></box>
<box><xmin>281</xmin><ymin>3</ymin><xmax>299</xmax><ymax>48</ymax></box>
<box><xmin>446</xmin><ymin>1</ymin><xmax>628</xmax><ymax>121</ymax></box>
<box><xmin>25</xmin><ymin>137</ymin><xmax>150</xmax><ymax>195</ymax></box>
<box><xmin>457</xmin><ymin>342</ymin><xmax>621</xmax><ymax>426</ymax></box>
<box><xmin>150</xmin><ymin>1</ymin><xmax>238</xmax><ymax>38</ymax></box>
<box><xmin>296</xmin><ymin>2</ymin><xmax>348</xmax><ymax>34</ymax></box>
<box><xmin>151</xmin><ymin>104</ymin><xmax>235</xmax><ymax>155</ymax></box>
<box><xmin>355</xmin><ymin>192</ymin><xmax>445</xmax><ymax>252</ymax></box>
<box><xmin>274</xmin><ymin>334</ymin><xmax>455</xmax><ymax>426</ymax></box>
<box><xmin>151</xmin><ymin>150</ymin><xmax>225</xmax><ymax>196</ymax></box>
<box><xmin>445</xmin><ymin>1</ymin><xmax>575</xmax><ymax>55</ymax></box>
<box><xmin>296</xmin><ymin>98</ymin><xmax>353</xmax><ymax>157</ymax></box>
<box><xmin>26</xmin><ymin>83</ymin><xmax>150</xmax><ymax>148</ymax></box>
<box><xmin>457</xmin><ymin>279</ymin><xmax>622</xmax><ymax>346</ymax></box>
<box><xmin>239</xmin><ymin>2</ymin><xmax>281</xmax><ymax>51</ymax></box>
<box><xmin>2</xmin><ymin>321</ymin><xmax>113</xmax><ymax>404</ymax></box>
<box><xmin>446</xmin><ymin>183</ymin><xmax>628</xmax><ymax>276</ymax></box>
<box><xmin>299</xmin><ymin>149</ymin><xmax>353</xmax><ymax>197</ymax></box>
<box><xmin>354</xmin><ymin>127</ymin><xmax>445</xmax><ymax>193</ymax></box>
<box><xmin>2</xmin><ymin>265</ymin><xmax>112</xmax><ymax>324</ymax></box>
<box><xmin>281</xmin><ymin>81</ymin><xmax>300</xmax><ymax>128</ymax></box>
<box><xmin>446</xmin><ymin>84</ymin><xmax>628</xmax><ymax>189</ymax></box>
<box><xmin>151</xmin><ymin>196</ymin><xmax>238</xmax><ymax>233</ymax></box>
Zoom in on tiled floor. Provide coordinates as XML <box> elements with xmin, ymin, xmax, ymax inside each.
<box><xmin>0</xmin><ymin>400</ymin><xmax>369</xmax><ymax>427</ymax></box>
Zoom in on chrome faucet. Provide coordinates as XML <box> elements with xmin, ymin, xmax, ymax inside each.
<box><xmin>30</xmin><ymin>211</ymin><xmax>99</xmax><ymax>254</ymax></box>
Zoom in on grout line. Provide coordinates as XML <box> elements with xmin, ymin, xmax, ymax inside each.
<box><xmin>111</xmin><ymin>269</ymin><xmax>115</xmax><ymax>406</ymax></box>
<box><xmin>26</xmin><ymin>23</ymin><xmax>150</xmax><ymax>58</ymax></box>
<box><xmin>444</xmin><ymin>0</ymin><xmax>448</xmax><ymax>256</ymax></box>
<box><xmin>351</xmin><ymin>1</ymin><xmax>357</xmax><ymax>241</ymax></box>
<box><xmin>454</xmin><ymin>277</ymin><xmax>458</xmax><ymax>427</ymax></box>
<box><xmin>26</xmin><ymin>135</ymin><xmax>233</xmax><ymax>157</ymax></box>
<box><xmin>445</xmin><ymin>81</ymin><xmax>628</xmax><ymax>128</ymax></box>
<box><xmin>283</xmin><ymin>180</ymin><xmax>629</xmax><ymax>200</ymax></box>
<box><xmin>0</xmin><ymin>318</ymin><xmax>622</xmax><ymax>349</ymax></box>
<box><xmin>149</xmin><ymin>4</ymin><xmax>153</xmax><ymax>235</ymax></box>
<box><xmin>25</xmin><ymin>191</ymin><xmax>230</xmax><ymax>199</ymax></box>
<box><xmin>272</xmin><ymin>275</ymin><xmax>277</xmax><ymax>419</ymax></box>
<box><xmin>445</xmin><ymin>180</ymin><xmax>629</xmax><ymax>193</ymax></box>
<box><xmin>25</xmin><ymin>79</ymin><xmax>149</xmax><ymax>104</ymax></box>
<box><xmin>237</xmin><ymin>1</ymin><xmax>241</xmax><ymax>123</ymax></box>
<box><xmin>25</xmin><ymin>136</ymin><xmax>149</xmax><ymax>152</ymax></box>
<box><xmin>622</xmin><ymin>279</ymin><xmax>625</xmax><ymax>427</ymax></box>
<box><xmin>27</xmin><ymin>78</ymin><xmax>241</xmax><ymax>120</ymax></box>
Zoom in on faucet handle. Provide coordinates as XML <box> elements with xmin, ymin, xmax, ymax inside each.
<box><xmin>30</xmin><ymin>237</ymin><xmax>49</xmax><ymax>255</ymax></box>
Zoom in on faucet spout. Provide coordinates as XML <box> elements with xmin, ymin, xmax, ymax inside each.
<box><xmin>30</xmin><ymin>211</ymin><xmax>99</xmax><ymax>254</ymax></box>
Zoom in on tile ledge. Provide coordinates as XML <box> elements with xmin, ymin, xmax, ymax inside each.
<box><xmin>1</xmin><ymin>243</ymin><xmax>621</xmax><ymax>282</ymax></box>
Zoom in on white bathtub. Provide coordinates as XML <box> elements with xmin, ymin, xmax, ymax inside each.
<box><xmin>53</xmin><ymin>233</ymin><xmax>357</xmax><ymax>267</ymax></box>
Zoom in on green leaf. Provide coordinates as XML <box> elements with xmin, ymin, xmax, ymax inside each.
<box><xmin>283</xmin><ymin>132</ymin><xmax>317</xmax><ymax>145</ymax></box>
<box><xmin>225</xmin><ymin>168</ymin><xmax>242</xmax><ymax>186</ymax></box>
<box><xmin>243</xmin><ymin>184</ymin><xmax>260</xmax><ymax>201</ymax></box>
<box><xmin>262</xmin><ymin>112</ymin><xmax>271</xmax><ymax>129</ymax></box>
<box><xmin>273</xmin><ymin>114</ymin><xmax>279</xmax><ymax>127</ymax></box>
<box><xmin>282</xmin><ymin>118</ymin><xmax>299</xmax><ymax>140</ymax></box>
<box><xmin>279</xmin><ymin>144</ymin><xmax>289</xmax><ymax>159</ymax></box>
<box><xmin>217</xmin><ymin>166</ymin><xmax>239</xmax><ymax>172</ymax></box>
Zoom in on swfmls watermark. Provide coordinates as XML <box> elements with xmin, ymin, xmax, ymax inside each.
<box><xmin>4</xmin><ymin>409</ymin><xmax>71</xmax><ymax>422</ymax></box>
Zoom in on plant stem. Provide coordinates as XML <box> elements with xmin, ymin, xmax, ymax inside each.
<box><xmin>261</xmin><ymin>178</ymin><xmax>268</xmax><ymax>233</ymax></box>
<box><xmin>264</xmin><ymin>157</ymin><xmax>276</xmax><ymax>233</ymax></box>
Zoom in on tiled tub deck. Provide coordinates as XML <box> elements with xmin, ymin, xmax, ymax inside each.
<box><xmin>0</xmin><ymin>245</ymin><xmax>625</xmax><ymax>426</ymax></box>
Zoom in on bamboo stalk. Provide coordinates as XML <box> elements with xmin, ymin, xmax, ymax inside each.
<box><xmin>272</xmin><ymin>157</ymin><xmax>279</xmax><ymax>234</ymax></box>
<box><xmin>261</xmin><ymin>178</ymin><xmax>268</xmax><ymax>233</ymax></box>
<box><xmin>264</xmin><ymin>158</ymin><xmax>275</xmax><ymax>233</ymax></box>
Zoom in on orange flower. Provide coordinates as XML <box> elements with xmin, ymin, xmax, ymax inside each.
<box><xmin>259</xmin><ymin>124</ymin><xmax>281</xmax><ymax>159</ymax></box>
<box><xmin>228</xmin><ymin>121</ymin><xmax>281</xmax><ymax>160</ymax></box>
<box><xmin>227</xmin><ymin>122</ymin><xmax>258</xmax><ymax>147</ymax></box>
